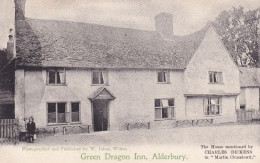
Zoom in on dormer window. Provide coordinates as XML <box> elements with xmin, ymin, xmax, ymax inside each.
<box><xmin>92</xmin><ymin>70</ymin><xmax>108</xmax><ymax>85</ymax></box>
<box><xmin>47</xmin><ymin>69</ymin><xmax>66</xmax><ymax>85</ymax></box>
<box><xmin>209</xmin><ymin>71</ymin><xmax>223</xmax><ymax>84</ymax></box>
<box><xmin>157</xmin><ymin>71</ymin><xmax>170</xmax><ymax>83</ymax></box>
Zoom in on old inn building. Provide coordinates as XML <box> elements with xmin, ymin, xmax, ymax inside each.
<box><xmin>0</xmin><ymin>0</ymin><xmax>242</xmax><ymax>132</ymax></box>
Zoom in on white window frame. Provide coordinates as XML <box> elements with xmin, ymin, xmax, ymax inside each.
<box><xmin>47</xmin><ymin>101</ymin><xmax>81</xmax><ymax>125</ymax></box>
<box><xmin>91</xmin><ymin>70</ymin><xmax>108</xmax><ymax>85</ymax></box>
<box><xmin>209</xmin><ymin>71</ymin><xmax>223</xmax><ymax>84</ymax></box>
<box><xmin>47</xmin><ymin>68</ymin><xmax>66</xmax><ymax>85</ymax></box>
<box><xmin>47</xmin><ymin>102</ymin><xmax>68</xmax><ymax>124</ymax></box>
<box><xmin>154</xmin><ymin>98</ymin><xmax>175</xmax><ymax>120</ymax></box>
<box><xmin>204</xmin><ymin>97</ymin><xmax>222</xmax><ymax>116</ymax></box>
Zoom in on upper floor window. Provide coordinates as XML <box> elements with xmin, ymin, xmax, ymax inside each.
<box><xmin>155</xmin><ymin>98</ymin><xmax>174</xmax><ymax>120</ymax></box>
<box><xmin>209</xmin><ymin>71</ymin><xmax>222</xmax><ymax>84</ymax></box>
<box><xmin>204</xmin><ymin>97</ymin><xmax>221</xmax><ymax>116</ymax></box>
<box><xmin>157</xmin><ymin>71</ymin><xmax>170</xmax><ymax>83</ymax></box>
<box><xmin>47</xmin><ymin>69</ymin><xmax>66</xmax><ymax>84</ymax></box>
<box><xmin>92</xmin><ymin>70</ymin><xmax>108</xmax><ymax>85</ymax></box>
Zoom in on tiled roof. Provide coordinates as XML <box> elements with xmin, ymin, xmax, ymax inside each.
<box><xmin>239</xmin><ymin>67</ymin><xmax>260</xmax><ymax>87</ymax></box>
<box><xmin>15</xmin><ymin>18</ymin><xmax>211</xmax><ymax>69</ymax></box>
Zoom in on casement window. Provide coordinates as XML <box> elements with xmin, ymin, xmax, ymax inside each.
<box><xmin>47</xmin><ymin>102</ymin><xmax>68</xmax><ymax>123</ymax></box>
<box><xmin>204</xmin><ymin>97</ymin><xmax>221</xmax><ymax>116</ymax></box>
<box><xmin>92</xmin><ymin>70</ymin><xmax>108</xmax><ymax>85</ymax></box>
<box><xmin>47</xmin><ymin>102</ymin><xmax>81</xmax><ymax>124</ymax></box>
<box><xmin>47</xmin><ymin>69</ymin><xmax>66</xmax><ymax>84</ymax></box>
<box><xmin>157</xmin><ymin>71</ymin><xmax>170</xmax><ymax>83</ymax></box>
<box><xmin>209</xmin><ymin>71</ymin><xmax>223</xmax><ymax>84</ymax></box>
<box><xmin>71</xmin><ymin>102</ymin><xmax>80</xmax><ymax>122</ymax></box>
<box><xmin>155</xmin><ymin>98</ymin><xmax>174</xmax><ymax>120</ymax></box>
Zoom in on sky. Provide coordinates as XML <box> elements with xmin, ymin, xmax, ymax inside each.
<box><xmin>0</xmin><ymin>0</ymin><xmax>260</xmax><ymax>49</ymax></box>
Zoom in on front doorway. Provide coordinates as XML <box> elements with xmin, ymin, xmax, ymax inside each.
<box><xmin>93</xmin><ymin>100</ymin><xmax>109</xmax><ymax>132</ymax></box>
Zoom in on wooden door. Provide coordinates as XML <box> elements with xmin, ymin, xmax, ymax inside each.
<box><xmin>93</xmin><ymin>101</ymin><xmax>108</xmax><ymax>131</ymax></box>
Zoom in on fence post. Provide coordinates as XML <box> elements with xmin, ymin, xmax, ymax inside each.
<box><xmin>0</xmin><ymin>119</ymin><xmax>3</xmax><ymax>143</ymax></box>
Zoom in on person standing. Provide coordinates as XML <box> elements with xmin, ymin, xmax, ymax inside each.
<box><xmin>27</xmin><ymin>117</ymin><xmax>36</xmax><ymax>143</ymax></box>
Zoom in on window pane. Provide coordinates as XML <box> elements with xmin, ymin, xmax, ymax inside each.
<box><xmin>48</xmin><ymin>113</ymin><xmax>56</xmax><ymax>123</ymax></box>
<box><xmin>48</xmin><ymin>103</ymin><xmax>56</xmax><ymax>113</ymax></box>
<box><xmin>71</xmin><ymin>112</ymin><xmax>79</xmax><ymax>122</ymax></box>
<box><xmin>71</xmin><ymin>102</ymin><xmax>80</xmax><ymax>122</ymax></box>
<box><xmin>158</xmin><ymin>72</ymin><xmax>166</xmax><ymax>82</ymax></box>
<box><xmin>57</xmin><ymin>103</ymin><xmax>66</xmax><ymax>123</ymax></box>
<box><xmin>167</xmin><ymin>108</ymin><xmax>173</xmax><ymax>118</ymax></box>
<box><xmin>155</xmin><ymin>108</ymin><xmax>161</xmax><ymax>119</ymax></box>
<box><xmin>168</xmin><ymin>99</ymin><xmax>174</xmax><ymax>106</ymax></box>
<box><xmin>210</xmin><ymin>99</ymin><xmax>216</xmax><ymax>105</ymax></box>
<box><xmin>49</xmin><ymin>71</ymin><xmax>56</xmax><ymax>84</ymax></box>
<box><xmin>162</xmin><ymin>72</ymin><xmax>166</xmax><ymax>82</ymax></box>
<box><xmin>213</xmin><ymin>72</ymin><xmax>217</xmax><ymax>82</ymax></box>
<box><xmin>57</xmin><ymin>103</ymin><xmax>66</xmax><ymax>113</ymax></box>
<box><xmin>161</xmin><ymin>99</ymin><xmax>168</xmax><ymax>107</ymax></box>
<box><xmin>205</xmin><ymin>106</ymin><xmax>210</xmax><ymax>115</ymax></box>
<box><xmin>210</xmin><ymin>106</ymin><xmax>215</xmax><ymax>115</ymax></box>
<box><xmin>155</xmin><ymin>99</ymin><xmax>161</xmax><ymax>107</ymax></box>
<box><xmin>162</xmin><ymin>108</ymin><xmax>168</xmax><ymax>118</ymax></box>
<box><xmin>92</xmin><ymin>72</ymin><xmax>99</xmax><ymax>84</ymax></box>
<box><xmin>100</xmin><ymin>72</ymin><xmax>104</xmax><ymax>84</ymax></box>
<box><xmin>215</xmin><ymin>105</ymin><xmax>220</xmax><ymax>114</ymax></box>
<box><xmin>57</xmin><ymin>71</ymin><xmax>65</xmax><ymax>84</ymax></box>
<box><xmin>48</xmin><ymin>103</ymin><xmax>56</xmax><ymax>123</ymax></box>
<box><xmin>71</xmin><ymin>103</ymin><xmax>79</xmax><ymax>112</ymax></box>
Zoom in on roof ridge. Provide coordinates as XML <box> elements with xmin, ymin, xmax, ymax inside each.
<box><xmin>25</xmin><ymin>17</ymin><xmax>210</xmax><ymax>38</ymax></box>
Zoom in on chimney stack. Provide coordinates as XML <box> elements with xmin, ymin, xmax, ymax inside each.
<box><xmin>14</xmin><ymin>0</ymin><xmax>26</xmax><ymax>21</ymax></box>
<box><xmin>6</xmin><ymin>29</ymin><xmax>15</xmax><ymax>62</ymax></box>
<box><xmin>155</xmin><ymin>12</ymin><xmax>173</xmax><ymax>39</ymax></box>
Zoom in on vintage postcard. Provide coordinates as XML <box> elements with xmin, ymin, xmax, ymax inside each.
<box><xmin>0</xmin><ymin>0</ymin><xmax>260</xmax><ymax>162</ymax></box>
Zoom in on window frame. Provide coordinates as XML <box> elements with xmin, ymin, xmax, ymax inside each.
<box><xmin>91</xmin><ymin>70</ymin><xmax>109</xmax><ymax>85</ymax></box>
<box><xmin>46</xmin><ymin>68</ymin><xmax>66</xmax><ymax>85</ymax></box>
<box><xmin>47</xmin><ymin>102</ymin><xmax>68</xmax><ymax>125</ymax></box>
<box><xmin>157</xmin><ymin>70</ymin><xmax>170</xmax><ymax>84</ymax></box>
<box><xmin>46</xmin><ymin>101</ymin><xmax>82</xmax><ymax>125</ymax></box>
<box><xmin>209</xmin><ymin>71</ymin><xmax>223</xmax><ymax>84</ymax></box>
<box><xmin>203</xmin><ymin>97</ymin><xmax>222</xmax><ymax>116</ymax></box>
<box><xmin>154</xmin><ymin>98</ymin><xmax>175</xmax><ymax>120</ymax></box>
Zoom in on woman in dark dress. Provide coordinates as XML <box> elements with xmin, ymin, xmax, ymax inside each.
<box><xmin>27</xmin><ymin>117</ymin><xmax>36</xmax><ymax>143</ymax></box>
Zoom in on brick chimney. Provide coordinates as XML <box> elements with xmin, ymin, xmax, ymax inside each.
<box><xmin>14</xmin><ymin>0</ymin><xmax>26</xmax><ymax>21</ymax></box>
<box><xmin>155</xmin><ymin>12</ymin><xmax>173</xmax><ymax>39</ymax></box>
<box><xmin>6</xmin><ymin>29</ymin><xmax>15</xmax><ymax>62</ymax></box>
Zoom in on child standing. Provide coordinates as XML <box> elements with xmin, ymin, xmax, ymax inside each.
<box><xmin>27</xmin><ymin>117</ymin><xmax>36</xmax><ymax>143</ymax></box>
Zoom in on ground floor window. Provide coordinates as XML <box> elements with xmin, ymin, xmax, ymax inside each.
<box><xmin>204</xmin><ymin>97</ymin><xmax>221</xmax><ymax>116</ymax></box>
<box><xmin>155</xmin><ymin>98</ymin><xmax>174</xmax><ymax>120</ymax></box>
<box><xmin>71</xmin><ymin>102</ymin><xmax>80</xmax><ymax>122</ymax></box>
<box><xmin>47</xmin><ymin>102</ymin><xmax>80</xmax><ymax>124</ymax></box>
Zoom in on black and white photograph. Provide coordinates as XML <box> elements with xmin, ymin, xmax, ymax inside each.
<box><xmin>0</xmin><ymin>0</ymin><xmax>260</xmax><ymax>162</ymax></box>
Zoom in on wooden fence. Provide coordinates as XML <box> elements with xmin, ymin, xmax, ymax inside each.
<box><xmin>0</xmin><ymin>119</ymin><xmax>19</xmax><ymax>143</ymax></box>
<box><xmin>236</xmin><ymin>110</ymin><xmax>260</xmax><ymax>122</ymax></box>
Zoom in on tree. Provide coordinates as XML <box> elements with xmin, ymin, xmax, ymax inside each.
<box><xmin>214</xmin><ymin>7</ymin><xmax>260</xmax><ymax>67</ymax></box>
<box><xmin>0</xmin><ymin>48</ymin><xmax>7</xmax><ymax>70</ymax></box>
